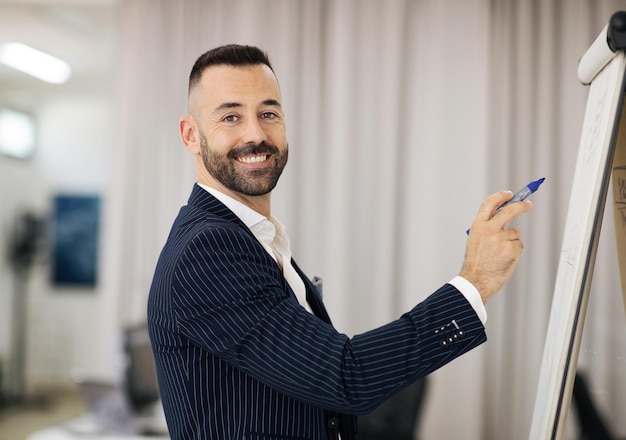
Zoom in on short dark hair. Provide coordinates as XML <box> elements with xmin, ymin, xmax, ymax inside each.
<box><xmin>188</xmin><ymin>44</ymin><xmax>274</xmax><ymax>93</ymax></box>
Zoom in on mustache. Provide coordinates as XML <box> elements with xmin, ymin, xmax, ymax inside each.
<box><xmin>228</xmin><ymin>141</ymin><xmax>279</xmax><ymax>159</ymax></box>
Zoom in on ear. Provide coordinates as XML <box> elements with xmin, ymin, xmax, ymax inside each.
<box><xmin>179</xmin><ymin>115</ymin><xmax>201</xmax><ymax>155</ymax></box>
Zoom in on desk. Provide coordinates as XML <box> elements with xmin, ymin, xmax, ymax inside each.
<box><xmin>27</xmin><ymin>414</ymin><xmax>169</xmax><ymax>440</ymax></box>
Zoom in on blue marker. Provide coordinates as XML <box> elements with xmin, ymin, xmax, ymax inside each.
<box><xmin>466</xmin><ymin>177</ymin><xmax>545</xmax><ymax>235</ymax></box>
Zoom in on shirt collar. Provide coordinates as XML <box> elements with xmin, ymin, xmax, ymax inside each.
<box><xmin>198</xmin><ymin>183</ymin><xmax>267</xmax><ymax>229</ymax></box>
<box><xmin>197</xmin><ymin>184</ymin><xmax>287</xmax><ymax>252</ymax></box>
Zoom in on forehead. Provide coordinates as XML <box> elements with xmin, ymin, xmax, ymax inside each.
<box><xmin>195</xmin><ymin>64</ymin><xmax>281</xmax><ymax>110</ymax></box>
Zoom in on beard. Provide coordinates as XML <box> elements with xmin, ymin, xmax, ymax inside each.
<box><xmin>199</xmin><ymin>132</ymin><xmax>288</xmax><ymax>196</ymax></box>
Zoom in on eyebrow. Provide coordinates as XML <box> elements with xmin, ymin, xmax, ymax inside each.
<box><xmin>213</xmin><ymin>99</ymin><xmax>282</xmax><ymax>112</ymax></box>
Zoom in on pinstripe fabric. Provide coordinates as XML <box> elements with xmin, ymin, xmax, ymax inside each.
<box><xmin>147</xmin><ymin>184</ymin><xmax>487</xmax><ymax>439</ymax></box>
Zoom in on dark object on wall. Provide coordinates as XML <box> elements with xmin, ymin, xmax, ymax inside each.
<box><xmin>51</xmin><ymin>194</ymin><xmax>100</xmax><ymax>287</ymax></box>
<box><xmin>8</xmin><ymin>211</ymin><xmax>45</xmax><ymax>274</ymax></box>
<box><xmin>5</xmin><ymin>211</ymin><xmax>46</xmax><ymax>403</ymax></box>
<box><xmin>358</xmin><ymin>377</ymin><xmax>429</xmax><ymax>440</ymax></box>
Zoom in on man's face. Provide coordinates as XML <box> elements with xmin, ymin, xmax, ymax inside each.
<box><xmin>189</xmin><ymin>64</ymin><xmax>288</xmax><ymax>199</ymax></box>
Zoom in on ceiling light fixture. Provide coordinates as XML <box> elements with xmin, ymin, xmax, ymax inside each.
<box><xmin>0</xmin><ymin>42</ymin><xmax>71</xmax><ymax>84</ymax></box>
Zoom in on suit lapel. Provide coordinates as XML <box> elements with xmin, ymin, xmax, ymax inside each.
<box><xmin>190</xmin><ymin>185</ymin><xmax>333</xmax><ymax>323</ymax></box>
<box><xmin>291</xmin><ymin>259</ymin><xmax>333</xmax><ymax>324</ymax></box>
<box><xmin>291</xmin><ymin>259</ymin><xmax>356</xmax><ymax>439</ymax></box>
<box><xmin>187</xmin><ymin>183</ymin><xmax>256</xmax><ymax>238</ymax></box>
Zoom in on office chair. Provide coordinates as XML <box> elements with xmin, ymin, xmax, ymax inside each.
<box><xmin>358</xmin><ymin>377</ymin><xmax>429</xmax><ymax>440</ymax></box>
<box><xmin>571</xmin><ymin>371</ymin><xmax>617</xmax><ymax>440</ymax></box>
<box><xmin>123</xmin><ymin>323</ymin><xmax>161</xmax><ymax>413</ymax></box>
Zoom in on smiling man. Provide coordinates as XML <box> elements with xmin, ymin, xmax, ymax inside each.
<box><xmin>147</xmin><ymin>44</ymin><xmax>532</xmax><ymax>440</ymax></box>
<box><xmin>181</xmin><ymin>59</ymin><xmax>288</xmax><ymax>210</ymax></box>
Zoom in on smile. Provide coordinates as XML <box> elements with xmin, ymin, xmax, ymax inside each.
<box><xmin>237</xmin><ymin>154</ymin><xmax>269</xmax><ymax>164</ymax></box>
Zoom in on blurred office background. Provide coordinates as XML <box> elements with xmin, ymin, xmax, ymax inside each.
<box><xmin>1</xmin><ymin>0</ymin><xmax>626</xmax><ymax>438</ymax></box>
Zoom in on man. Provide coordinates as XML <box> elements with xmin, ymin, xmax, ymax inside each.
<box><xmin>148</xmin><ymin>44</ymin><xmax>532</xmax><ymax>440</ymax></box>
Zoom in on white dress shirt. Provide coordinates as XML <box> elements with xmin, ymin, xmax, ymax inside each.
<box><xmin>197</xmin><ymin>184</ymin><xmax>486</xmax><ymax>324</ymax></box>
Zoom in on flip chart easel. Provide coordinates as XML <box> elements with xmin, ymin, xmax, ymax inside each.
<box><xmin>529</xmin><ymin>11</ymin><xmax>626</xmax><ymax>440</ymax></box>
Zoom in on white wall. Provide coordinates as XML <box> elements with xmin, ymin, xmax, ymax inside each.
<box><xmin>0</xmin><ymin>0</ymin><xmax>119</xmax><ymax>397</ymax></box>
<box><xmin>0</xmin><ymin>88</ymin><xmax>118</xmax><ymax>395</ymax></box>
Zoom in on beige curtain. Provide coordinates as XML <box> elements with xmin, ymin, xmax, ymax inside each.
<box><xmin>103</xmin><ymin>0</ymin><xmax>626</xmax><ymax>438</ymax></box>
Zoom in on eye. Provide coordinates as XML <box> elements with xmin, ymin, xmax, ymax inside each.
<box><xmin>223</xmin><ymin>114</ymin><xmax>239</xmax><ymax>123</ymax></box>
<box><xmin>260</xmin><ymin>112</ymin><xmax>278</xmax><ymax>120</ymax></box>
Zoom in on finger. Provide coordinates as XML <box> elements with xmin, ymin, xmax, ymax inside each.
<box><xmin>506</xmin><ymin>235</ymin><xmax>524</xmax><ymax>254</ymax></box>
<box><xmin>494</xmin><ymin>200</ymin><xmax>534</xmax><ymax>230</ymax></box>
<box><xmin>501</xmin><ymin>226</ymin><xmax>522</xmax><ymax>241</ymax></box>
<box><xmin>475</xmin><ymin>191</ymin><xmax>515</xmax><ymax>222</ymax></box>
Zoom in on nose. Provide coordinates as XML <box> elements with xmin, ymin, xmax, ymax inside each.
<box><xmin>241</xmin><ymin>116</ymin><xmax>267</xmax><ymax>145</ymax></box>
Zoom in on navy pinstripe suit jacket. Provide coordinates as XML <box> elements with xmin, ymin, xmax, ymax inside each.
<box><xmin>147</xmin><ymin>184</ymin><xmax>487</xmax><ymax>439</ymax></box>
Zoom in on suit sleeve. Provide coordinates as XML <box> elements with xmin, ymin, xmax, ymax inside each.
<box><xmin>171</xmin><ymin>224</ymin><xmax>487</xmax><ymax>415</ymax></box>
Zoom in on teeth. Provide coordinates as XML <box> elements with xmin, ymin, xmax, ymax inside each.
<box><xmin>238</xmin><ymin>154</ymin><xmax>268</xmax><ymax>164</ymax></box>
